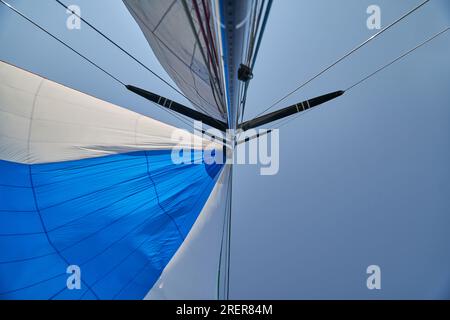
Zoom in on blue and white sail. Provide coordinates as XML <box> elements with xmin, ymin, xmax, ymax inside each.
<box><xmin>0</xmin><ymin>0</ymin><xmax>269</xmax><ymax>300</ymax></box>
<box><xmin>123</xmin><ymin>0</ymin><xmax>228</xmax><ymax>122</ymax></box>
<box><xmin>121</xmin><ymin>0</ymin><xmax>265</xmax><ymax>299</ymax></box>
<box><xmin>0</xmin><ymin>60</ymin><xmax>226</xmax><ymax>299</ymax></box>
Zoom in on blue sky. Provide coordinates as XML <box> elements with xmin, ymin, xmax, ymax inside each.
<box><xmin>1</xmin><ymin>0</ymin><xmax>450</xmax><ymax>299</ymax></box>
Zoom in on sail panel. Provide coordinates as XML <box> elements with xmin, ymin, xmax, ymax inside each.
<box><xmin>123</xmin><ymin>0</ymin><xmax>227</xmax><ymax>122</ymax></box>
<box><xmin>0</xmin><ymin>151</ymin><xmax>223</xmax><ymax>299</ymax></box>
<box><xmin>146</xmin><ymin>165</ymin><xmax>231</xmax><ymax>299</ymax></box>
<box><xmin>0</xmin><ymin>61</ymin><xmax>225</xmax><ymax>299</ymax></box>
<box><xmin>0</xmin><ymin>61</ymin><xmax>221</xmax><ymax>164</ymax></box>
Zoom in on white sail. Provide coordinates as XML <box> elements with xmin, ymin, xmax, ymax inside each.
<box><xmin>146</xmin><ymin>165</ymin><xmax>231</xmax><ymax>299</ymax></box>
<box><xmin>123</xmin><ymin>0</ymin><xmax>227</xmax><ymax>121</ymax></box>
<box><xmin>0</xmin><ymin>60</ymin><xmax>220</xmax><ymax>164</ymax></box>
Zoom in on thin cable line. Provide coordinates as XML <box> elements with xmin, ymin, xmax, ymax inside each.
<box><xmin>55</xmin><ymin>0</ymin><xmax>223</xmax><ymax>119</ymax></box>
<box><xmin>250</xmin><ymin>0</ymin><xmax>272</xmax><ymax>70</ymax></box>
<box><xmin>216</xmin><ymin>168</ymin><xmax>231</xmax><ymax>299</ymax></box>
<box><xmin>55</xmin><ymin>0</ymin><xmax>225</xmax><ymax>128</ymax></box>
<box><xmin>273</xmin><ymin>27</ymin><xmax>449</xmax><ymax>132</ymax></box>
<box><xmin>225</xmin><ymin>166</ymin><xmax>233</xmax><ymax>300</ymax></box>
<box><xmin>254</xmin><ymin>0</ymin><xmax>431</xmax><ymax>118</ymax></box>
<box><xmin>0</xmin><ymin>0</ymin><xmax>197</xmax><ymax>130</ymax></box>
<box><xmin>0</xmin><ymin>0</ymin><xmax>124</xmax><ymax>86</ymax></box>
<box><xmin>346</xmin><ymin>27</ymin><xmax>449</xmax><ymax>91</ymax></box>
<box><xmin>246</xmin><ymin>0</ymin><xmax>262</xmax><ymax>66</ymax></box>
<box><xmin>240</xmin><ymin>0</ymin><xmax>273</xmax><ymax>123</ymax></box>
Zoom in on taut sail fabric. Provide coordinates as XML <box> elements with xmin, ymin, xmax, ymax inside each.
<box><xmin>146</xmin><ymin>165</ymin><xmax>231</xmax><ymax>299</ymax></box>
<box><xmin>123</xmin><ymin>0</ymin><xmax>227</xmax><ymax>122</ymax></box>
<box><xmin>0</xmin><ymin>61</ymin><xmax>225</xmax><ymax>299</ymax></box>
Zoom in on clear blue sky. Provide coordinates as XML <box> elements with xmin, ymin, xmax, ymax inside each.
<box><xmin>1</xmin><ymin>0</ymin><xmax>450</xmax><ymax>299</ymax></box>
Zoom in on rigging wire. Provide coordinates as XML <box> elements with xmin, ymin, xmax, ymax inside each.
<box><xmin>55</xmin><ymin>0</ymin><xmax>223</xmax><ymax>121</ymax></box>
<box><xmin>345</xmin><ymin>27</ymin><xmax>450</xmax><ymax>92</ymax></box>
<box><xmin>246</xmin><ymin>0</ymin><xmax>263</xmax><ymax>66</ymax></box>
<box><xmin>226</xmin><ymin>166</ymin><xmax>233</xmax><ymax>300</ymax></box>
<box><xmin>238</xmin><ymin>0</ymin><xmax>261</xmax><ymax>124</ymax></box>
<box><xmin>216</xmin><ymin>168</ymin><xmax>231</xmax><ymax>299</ymax></box>
<box><xmin>250</xmin><ymin>0</ymin><xmax>273</xmax><ymax>70</ymax></box>
<box><xmin>0</xmin><ymin>0</ymin><xmax>209</xmax><ymax>131</ymax></box>
<box><xmin>270</xmin><ymin>26</ymin><xmax>449</xmax><ymax>132</ymax></box>
<box><xmin>253</xmin><ymin>0</ymin><xmax>431</xmax><ymax>119</ymax></box>
<box><xmin>215</xmin><ymin>166</ymin><xmax>233</xmax><ymax>300</ymax></box>
<box><xmin>0</xmin><ymin>0</ymin><xmax>125</xmax><ymax>86</ymax></box>
<box><xmin>240</xmin><ymin>0</ymin><xmax>273</xmax><ymax>123</ymax></box>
